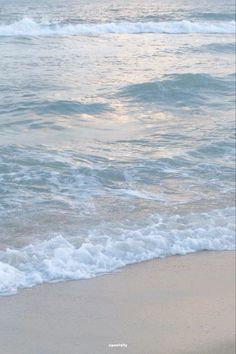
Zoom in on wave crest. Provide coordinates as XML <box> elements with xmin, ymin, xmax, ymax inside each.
<box><xmin>0</xmin><ymin>18</ymin><xmax>235</xmax><ymax>36</ymax></box>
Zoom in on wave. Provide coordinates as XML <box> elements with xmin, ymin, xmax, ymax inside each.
<box><xmin>0</xmin><ymin>207</ymin><xmax>235</xmax><ymax>295</ymax></box>
<box><xmin>194</xmin><ymin>42</ymin><xmax>236</xmax><ymax>54</ymax></box>
<box><xmin>0</xmin><ymin>99</ymin><xmax>109</xmax><ymax>118</ymax></box>
<box><xmin>0</xmin><ymin>18</ymin><xmax>235</xmax><ymax>36</ymax></box>
<box><xmin>119</xmin><ymin>73</ymin><xmax>235</xmax><ymax>110</ymax></box>
<box><xmin>190</xmin><ymin>12</ymin><xmax>236</xmax><ymax>21</ymax></box>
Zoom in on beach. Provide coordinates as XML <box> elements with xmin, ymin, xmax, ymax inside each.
<box><xmin>0</xmin><ymin>0</ymin><xmax>235</xmax><ymax>352</ymax></box>
<box><xmin>0</xmin><ymin>251</ymin><xmax>234</xmax><ymax>354</ymax></box>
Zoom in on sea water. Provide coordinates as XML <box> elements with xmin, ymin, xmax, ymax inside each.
<box><xmin>0</xmin><ymin>0</ymin><xmax>235</xmax><ymax>295</ymax></box>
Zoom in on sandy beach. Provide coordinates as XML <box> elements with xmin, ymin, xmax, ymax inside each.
<box><xmin>0</xmin><ymin>251</ymin><xmax>235</xmax><ymax>354</ymax></box>
<box><xmin>1</xmin><ymin>0</ymin><xmax>235</xmax><ymax>353</ymax></box>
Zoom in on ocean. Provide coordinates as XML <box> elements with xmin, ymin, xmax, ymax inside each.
<box><xmin>0</xmin><ymin>0</ymin><xmax>235</xmax><ymax>295</ymax></box>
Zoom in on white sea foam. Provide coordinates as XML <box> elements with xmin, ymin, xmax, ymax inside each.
<box><xmin>0</xmin><ymin>208</ymin><xmax>234</xmax><ymax>295</ymax></box>
<box><xmin>0</xmin><ymin>18</ymin><xmax>235</xmax><ymax>36</ymax></box>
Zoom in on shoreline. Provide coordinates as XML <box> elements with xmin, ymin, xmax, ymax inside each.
<box><xmin>0</xmin><ymin>251</ymin><xmax>235</xmax><ymax>354</ymax></box>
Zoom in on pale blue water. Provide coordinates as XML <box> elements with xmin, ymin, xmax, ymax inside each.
<box><xmin>0</xmin><ymin>0</ymin><xmax>235</xmax><ymax>295</ymax></box>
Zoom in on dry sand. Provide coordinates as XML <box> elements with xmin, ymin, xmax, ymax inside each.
<box><xmin>0</xmin><ymin>251</ymin><xmax>235</xmax><ymax>354</ymax></box>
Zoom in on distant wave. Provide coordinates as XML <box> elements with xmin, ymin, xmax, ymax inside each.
<box><xmin>0</xmin><ymin>18</ymin><xmax>235</xmax><ymax>36</ymax></box>
<box><xmin>193</xmin><ymin>42</ymin><xmax>235</xmax><ymax>54</ymax></box>
<box><xmin>190</xmin><ymin>12</ymin><xmax>236</xmax><ymax>21</ymax></box>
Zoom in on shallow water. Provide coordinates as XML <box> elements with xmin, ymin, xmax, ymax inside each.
<box><xmin>0</xmin><ymin>0</ymin><xmax>235</xmax><ymax>295</ymax></box>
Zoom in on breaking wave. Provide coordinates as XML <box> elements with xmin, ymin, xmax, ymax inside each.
<box><xmin>0</xmin><ymin>18</ymin><xmax>235</xmax><ymax>36</ymax></box>
<box><xmin>0</xmin><ymin>207</ymin><xmax>235</xmax><ymax>295</ymax></box>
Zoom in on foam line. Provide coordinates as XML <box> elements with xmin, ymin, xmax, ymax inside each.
<box><xmin>0</xmin><ymin>18</ymin><xmax>235</xmax><ymax>36</ymax></box>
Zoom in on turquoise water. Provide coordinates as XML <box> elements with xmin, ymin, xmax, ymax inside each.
<box><xmin>0</xmin><ymin>0</ymin><xmax>235</xmax><ymax>295</ymax></box>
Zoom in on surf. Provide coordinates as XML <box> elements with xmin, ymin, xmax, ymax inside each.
<box><xmin>0</xmin><ymin>18</ymin><xmax>235</xmax><ymax>36</ymax></box>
